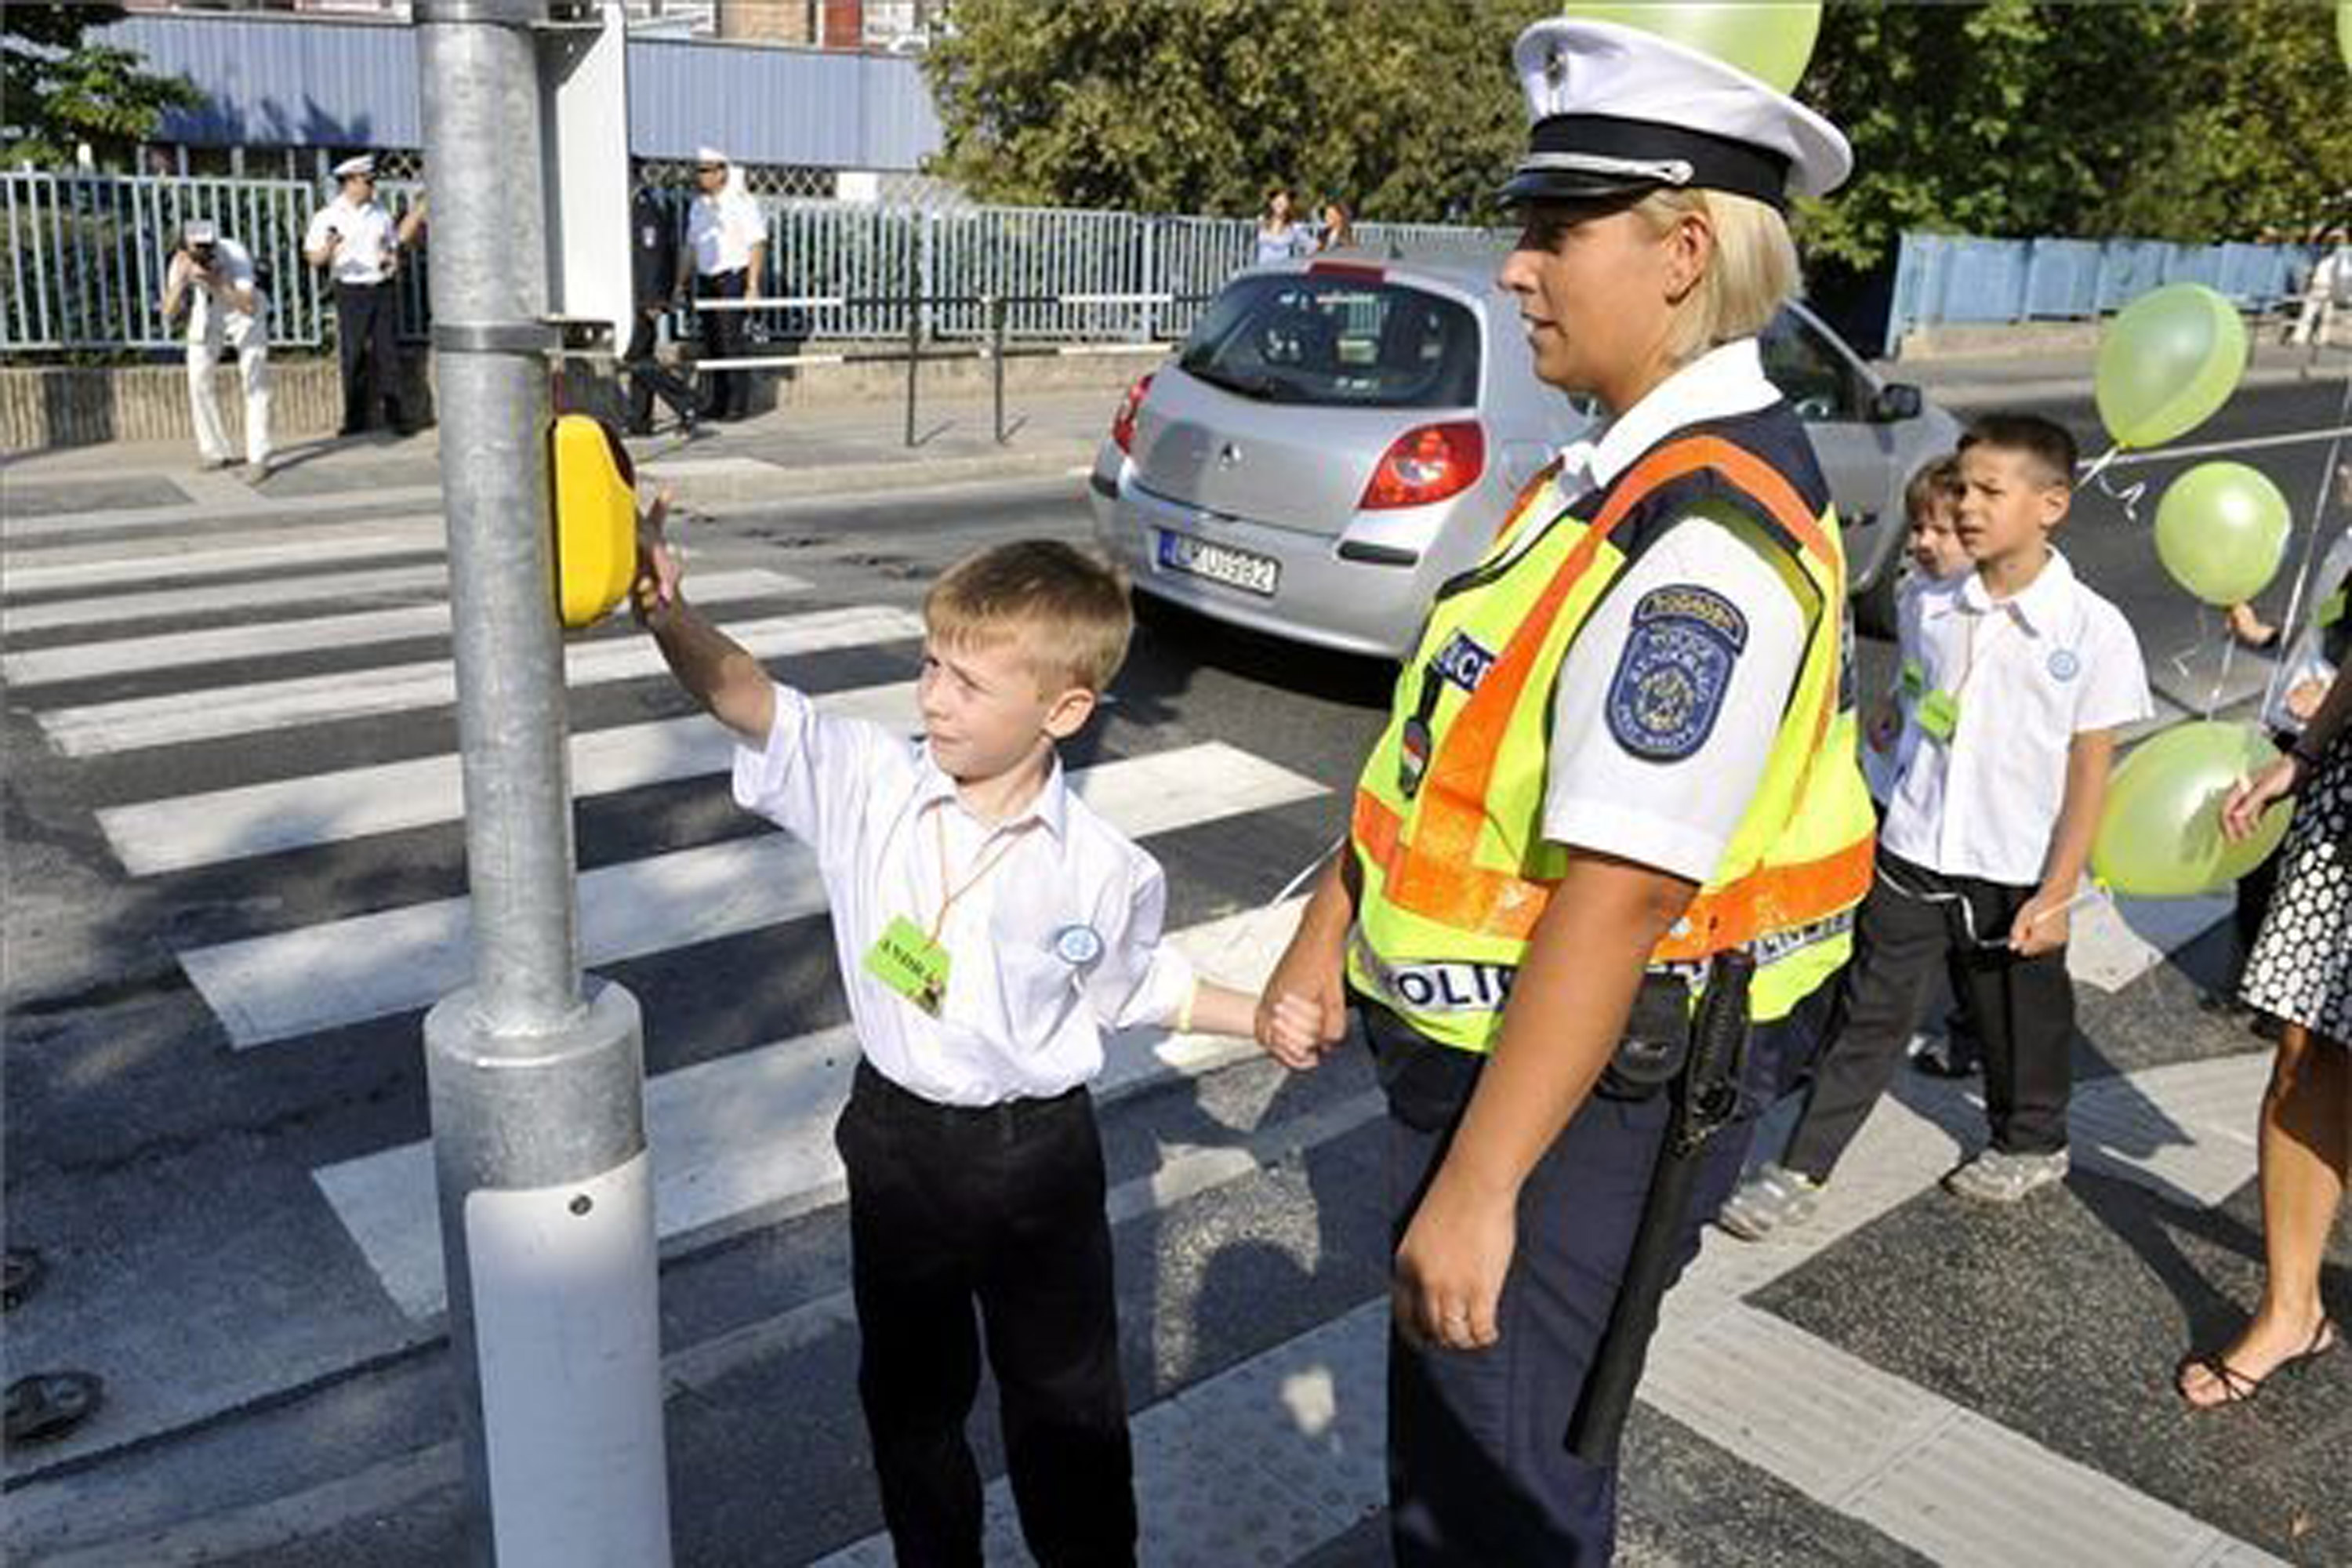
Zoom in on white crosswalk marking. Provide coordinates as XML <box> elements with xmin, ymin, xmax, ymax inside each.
<box><xmin>0</xmin><ymin>483</ymin><xmax>446</xmax><ymax>542</ymax></box>
<box><xmin>178</xmin><ymin>742</ymin><xmax>1323</xmax><ymax>1047</ymax></box>
<box><xmin>36</xmin><ymin>605</ymin><xmax>925</xmax><ymax>757</ymax></box>
<box><xmin>2</xmin><ymin>517</ymin><xmax>446</xmax><ymax>593</ymax></box>
<box><xmin>2</xmin><ymin>568</ymin><xmax>806</xmax><ymax>686</ymax></box>
<box><xmin>2</xmin><ymin>562</ymin><xmax>454</xmax><ymax>634</ymax></box>
<box><xmin>312</xmin><ymin>898</ymin><xmax>1304</xmax><ymax>1320</ymax></box>
<box><xmin>98</xmin><ymin>684</ymin><xmax>918</xmax><ymax>874</ymax></box>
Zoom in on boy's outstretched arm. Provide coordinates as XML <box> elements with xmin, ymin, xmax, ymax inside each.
<box><xmin>633</xmin><ymin>493</ymin><xmax>775</xmax><ymax>744</ymax></box>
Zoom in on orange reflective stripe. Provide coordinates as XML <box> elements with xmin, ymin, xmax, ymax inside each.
<box><xmin>1494</xmin><ymin>458</ymin><xmax>1565</xmax><ymax>543</ymax></box>
<box><xmin>1411</xmin><ymin>436</ymin><xmax>1840</xmax><ymax>876</ymax></box>
<box><xmin>1354</xmin><ymin>789</ymin><xmax>1875</xmax><ymax>956</ymax></box>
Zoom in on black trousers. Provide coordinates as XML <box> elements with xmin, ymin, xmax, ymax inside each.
<box><xmin>622</xmin><ymin>308</ymin><xmax>699</xmax><ymax>433</ymax></box>
<box><xmin>1367</xmin><ymin>998</ymin><xmax>1777</xmax><ymax>1566</ymax></box>
<box><xmin>1782</xmin><ymin>850</ymin><xmax>2076</xmax><ymax>1180</ymax></box>
<box><xmin>692</xmin><ymin>268</ymin><xmax>753</xmax><ymax>419</ymax></box>
<box><xmin>834</xmin><ymin>1062</ymin><xmax>1136</xmax><ymax>1568</ymax></box>
<box><xmin>333</xmin><ymin>280</ymin><xmax>405</xmax><ymax>434</ymax></box>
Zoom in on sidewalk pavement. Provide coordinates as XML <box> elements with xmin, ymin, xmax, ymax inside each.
<box><xmin>6</xmin><ymin>343</ymin><xmax>2343</xmax><ymax>517</ymax></box>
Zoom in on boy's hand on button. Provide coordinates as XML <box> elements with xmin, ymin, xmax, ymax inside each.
<box><xmin>631</xmin><ymin>488</ymin><xmax>683</xmax><ymax>623</ymax></box>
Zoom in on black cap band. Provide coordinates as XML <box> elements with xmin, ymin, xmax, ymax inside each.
<box><xmin>1502</xmin><ymin>113</ymin><xmax>1791</xmax><ymax>210</ymax></box>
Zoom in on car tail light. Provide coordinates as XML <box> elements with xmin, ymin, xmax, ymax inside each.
<box><xmin>1360</xmin><ymin>422</ymin><xmax>1486</xmax><ymax>510</ymax></box>
<box><xmin>1110</xmin><ymin>372</ymin><xmax>1154</xmax><ymax>454</ymax></box>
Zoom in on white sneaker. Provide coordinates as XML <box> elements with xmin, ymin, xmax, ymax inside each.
<box><xmin>1942</xmin><ymin>1147</ymin><xmax>2069</xmax><ymax>1203</ymax></box>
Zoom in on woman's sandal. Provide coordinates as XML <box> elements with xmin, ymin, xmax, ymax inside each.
<box><xmin>4</xmin><ymin>1371</ymin><xmax>103</xmax><ymax>1445</ymax></box>
<box><xmin>2175</xmin><ymin>1317</ymin><xmax>2339</xmax><ymax>1409</ymax></box>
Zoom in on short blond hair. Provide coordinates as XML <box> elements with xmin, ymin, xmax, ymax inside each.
<box><xmin>924</xmin><ymin>539</ymin><xmax>1133</xmax><ymax>695</ymax></box>
<box><xmin>1631</xmin><ymin>188</ymin><xmax>1800</xmax><ymax>368</ymax></box>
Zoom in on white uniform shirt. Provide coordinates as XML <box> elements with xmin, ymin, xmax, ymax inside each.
<box><xmin>734</xmin><ymin>683</ymin><xmax>1197</xmax><ymax>1107</ymax></box>
<box><xmin>1878</xmin><ymin>550</ymin><xmax>2151</xmax><ymax>885</ymax></box>
<box><xmin>687</xmin><ymin>188</ymin><xmax>764</xmax><ymax>278</ymax></box>
<box><xmin>1539</xmin><ymin>338</ymin><xmax>1813</xmax><ymax>883</ymax></box>
<box><xmin>178</xmin><ymin>237</ymin><xmax>265</xmax><ymax>340</ymax></box>
<box><xmin>304</xmin><ymin>195</ymin><xmax>399</xmax><ymax>285</ymax></box>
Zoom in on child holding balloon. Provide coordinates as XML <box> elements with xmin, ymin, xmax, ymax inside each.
<box><xmin>1722</xmin><ymin>414</ymin><xmax>2152</xmax><ymax>1239</ymax></box>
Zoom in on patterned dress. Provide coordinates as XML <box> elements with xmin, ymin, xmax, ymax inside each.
<box><xmin>2241</xmin><ymin>747</ymin><xmax>2352</xmax><ymax>1043</ymax></box>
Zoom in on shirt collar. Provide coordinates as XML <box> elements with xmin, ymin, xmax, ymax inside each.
<box><xmin>1956</xmin><ymin>547</ymin><xmax>2077</xmax><ymax>636</ymax></box>
<box><xmin>913</xmin><ymin>743</ymin><xmax>1069</xmax><ymax>840</ymax></box>
<box><xmin>1555</xmin><ymin>338</ymin><xmax>1779</xmax><ymax>495</ymax></box>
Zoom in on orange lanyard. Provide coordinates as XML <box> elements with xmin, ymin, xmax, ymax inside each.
<box><xmin>928</xmin><ymin>807</ymin><xmax>1025</xmax><ymax>942</ymax></box>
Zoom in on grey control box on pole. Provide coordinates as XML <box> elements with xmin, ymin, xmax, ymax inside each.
<box><xmin>412</xmin><ymin>2</ymin><xmax>672</xmax><ymax>1563</ymax></box>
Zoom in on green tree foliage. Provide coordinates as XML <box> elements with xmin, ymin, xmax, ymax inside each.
<box><xmin>931</xmin><ymin>0</ymin><xmax>2352</xmax><ymax>265</ymax></box>
<box><xmin>3</xmin><ymin>4</ymin><xmax>201</xmax><ymax>169</ymax></box>
<box><xmin>924</xmin><ymin>0</ymin><xmax>1541</xmax><ymax>221</ymax></box>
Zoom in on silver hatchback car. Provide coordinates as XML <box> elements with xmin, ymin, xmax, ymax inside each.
<box><xmin>1089</xmin><ymin>251</ymin><xmax>1962</xmax><ymax>657</ymax></box>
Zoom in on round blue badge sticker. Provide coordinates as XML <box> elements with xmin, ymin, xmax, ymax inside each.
<box><xmin>2048</xmin><ymin>648</ymin><xmax>2080</xmax><ymax>683</ymax></box>
<box><xmin>1054</xmin><ymin>924</ymin><xmax>1105</xmax><ymax>966</ymax></box>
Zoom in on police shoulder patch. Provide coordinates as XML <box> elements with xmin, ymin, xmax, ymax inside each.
<box><xmin>1605</xmin><ymin>584</ymin><xmax>1747</xmax><ymax>762</ymax></box>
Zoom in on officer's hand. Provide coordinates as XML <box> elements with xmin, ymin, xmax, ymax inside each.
<box><xmin>1866</xmin><ymin>704</ymin><xmax>1899</xmax><ymax>753</ymax></box>
<box><xmin>1394</xmin><ymin>1169</ymin><xmax>1513</xmax><ymax>1352</ymax></box>
<box><xmin>1257</xmin><ymin>993</ymin><xmax>1328</xmax><ymax>1071</ymax></box>
<box><xmin>1259</xmin><ymin>922</ymin><xmax>1348</xmax><ymax>1052</ymax></box>
<box><xmin>2009</xmin><ymin>890</ymin><xmax>2071</xmax><ymax>957</ymax></box>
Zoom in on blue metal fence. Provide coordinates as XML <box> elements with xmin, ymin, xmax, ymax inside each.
<box><xmin>1888</xmin><ymin>231</ymin><xmax>2320</xmax><ymax>349</ymax></box>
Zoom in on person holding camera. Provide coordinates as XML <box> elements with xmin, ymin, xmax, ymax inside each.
<box><xmin>162</xmin><ymin>218</ymin><xmax>272</xmax><ymax>477</ymax></box>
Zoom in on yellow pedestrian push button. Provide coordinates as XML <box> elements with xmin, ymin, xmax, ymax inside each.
<box><xmin>550</xmin><ymin>412</ymin><xmax>638</xmax><ymax>630</ymax></box>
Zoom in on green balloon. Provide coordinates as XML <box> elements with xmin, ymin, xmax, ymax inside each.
<box><xmin>2340</xmin><ymin>0</ymin><xmax>2350</xmax><ymax>73</ymax></box>
<box><xmin>2094</xmin><ymin>284</ymin><xmax>2249</xmax><ymax>451</ymax></box>
<box><xmin>2092</xmin><ymin>722</ymin><xmax>2292</xmax><ymax>898</ymax></box>
<box><xmin>2154</xmin><ymin>461</ymin><xmax>2292</xmax><ymax>606</ymax></box>
<box><xmin>1564</xmin><ymin>2</ymin><xmax>1822</xmax><ymax>93</ymax></box>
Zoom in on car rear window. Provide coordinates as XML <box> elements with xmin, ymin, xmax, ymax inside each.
<box><xmin>1178</xmin><ymin>274</ymin><xmax>1480</xmax><ymax>409</ymax></box>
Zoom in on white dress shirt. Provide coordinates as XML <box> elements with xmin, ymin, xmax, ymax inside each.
<box><xmin>1539</xmin><ymin>338</ymin><xmax>1813</xmax><ymax>884</ymax></box>
<box><xmin>304</xmin><ymin>196</ymin><xmax>399</xmax><ymax>285</ymax></box>
<box><xmin>734</xmin><ymin>683</ymin><xmax>1197</xmax><ymax>1107</ymax></box>
<box><xmin>1878</xmin><ymin>549</ymin><xmax>2151</xmax><ymax>885</ymax></box>
<box><xmin>688</xmin><ymin>188</ymin><xmax>764</xmax><ymax>278</ymax></box>
<box><xmin>179</xmin><ymin>237</ymin><xmax>266</xmax><ymax>342</ymax></box>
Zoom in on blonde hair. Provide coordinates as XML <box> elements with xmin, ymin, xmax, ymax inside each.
<box><xmin>924</xmin><ymin>539</ymin><xmax>1134</xmax><ymax>695</ymax></box>
<box><xmin>1631</xmin><ymin>188</ymin><xmax>1800</xmax><ymax>368</ymax></box>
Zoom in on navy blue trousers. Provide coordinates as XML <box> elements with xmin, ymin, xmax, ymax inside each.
<box><xmin>1367</xmin><ymin>1000</ymin><xmax>1774</xmax><ymax>1566</ymax></box>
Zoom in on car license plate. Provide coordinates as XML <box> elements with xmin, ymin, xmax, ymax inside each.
<box><xmin>1156</xmin><ymin>531</ymin><xmax>1279</xmax><ymax>597</ymax></box>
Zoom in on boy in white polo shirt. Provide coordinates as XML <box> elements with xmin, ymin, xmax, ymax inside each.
<box><xmin>633</xmin><ymin>522</ymin><xmax>1284</xmax><ymax>1566</ymax></box>
<box><xmin>1724</xmin><ymin>413</ymin><xmax>2151</xmax><ymax>1235</ymax></box>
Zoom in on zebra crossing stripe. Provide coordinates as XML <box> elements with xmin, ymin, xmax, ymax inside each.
<box><xmin>2</xmin><ymin>568</ymin><xmax>808</xmax><ymax>687</ymax></box>
<box><xmin>0</xmin><ymin>484</ymin><xmax>447</xmax><ymax>543</ymax></box>
<box><xmin>312</xmin><ymin>897</ymin><xmax>1308</xmax><ymax>1320</ymax></box>
<box><xmin>1</xmin><ymin>518</ymin><xmax>446</xmax><ymax>593</ymax></box>
<box><xmin>2</xmin><ymin>563</ymin><xmax>453</xmax><ymax>634</ymax></box>
<box><xmin>35</xmin><ymin>605</ymin><xmax>925</xmax><ymax>757</ymax></box>
<box><xmin>99</xmin><ymin>684</ymin><xmax>918</xmax><ymax>875</ymax></box>
<box><xmin>180</xmin><ymin>742</ymin><xmax>1324</xmax><ymax>1049</ymax></box>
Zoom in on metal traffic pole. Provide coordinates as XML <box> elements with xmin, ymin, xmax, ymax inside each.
<box><xmin>989</xmin><ymin>292</ymin><xmax>1007</xmax><ymax>445</ymax></box>
<box><xmin>413</xmin><ymin>2</ymin><xmax>671</xmax><ymax>1564</ymax></box>
<box><xmin>904</xmin><ymin>306</ymin><xmax>922</xmax><ymax>448</ymax></box>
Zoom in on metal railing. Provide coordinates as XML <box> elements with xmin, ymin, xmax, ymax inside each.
<box><xmin>2</xmin><ymin>169</ymin><xmax>1501</xmax><ymax>355</ymax></box>
<box><xmin>1</xmin><ymin>170</ymin><xmax>430</xmax><ymax>352</ymax></box>
<box><xmin>1887</xmin><ymin>230</ymin><xmax>2324</xmax><ymax>347</ymax></box>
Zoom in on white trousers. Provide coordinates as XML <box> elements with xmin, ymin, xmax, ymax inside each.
<box><xmin>187</xmin><ymin>310</ymin><xmax>272</xmax><ymax>465</ymax></box>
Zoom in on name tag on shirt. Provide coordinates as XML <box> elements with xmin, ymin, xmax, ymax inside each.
<box><xmin>864</xmin><ymin>914</ymin><xmax>950</xmax><ymax>1018</ymax></box>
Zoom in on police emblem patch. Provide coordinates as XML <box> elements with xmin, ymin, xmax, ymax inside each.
<box><xmin>1606</xmin><ymin>584</ymin><xmax>1747</xmax><ymax>762</ymax></box>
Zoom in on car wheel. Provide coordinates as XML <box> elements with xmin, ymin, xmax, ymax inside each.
<box><xmin>1853</xmin><ymin>562</ymin><xmax>1900</xmax><ymax>642</ymax></box>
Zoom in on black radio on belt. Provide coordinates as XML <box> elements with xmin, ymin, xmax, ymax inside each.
<box><xmin>1595</xmin><ymin>971</ymin><xmax>1691</xmax><ymax>1100</ymax></box>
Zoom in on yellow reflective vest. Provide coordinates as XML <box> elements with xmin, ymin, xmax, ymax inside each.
<box><xmin>1346</xmin><ymin>403</ymin><xmax>1876</xmax><ymax>1052</ymax></box>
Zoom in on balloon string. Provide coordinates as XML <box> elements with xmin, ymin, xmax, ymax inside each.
<box><xmin>2255</xmin><ymin>359</ymin><xmax>2352</xmax><ymax>724</ymax></box>
<box><xmin>2166</xmin><ymin>604</ymin><xmax>2236</xmax><ymax>722</ymax></box>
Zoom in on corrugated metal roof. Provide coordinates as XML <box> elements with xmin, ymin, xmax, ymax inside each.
<box><xmin>103</xmin><ymin>13</ymin><xmax>942</xmax><ymax>169</ymax></box>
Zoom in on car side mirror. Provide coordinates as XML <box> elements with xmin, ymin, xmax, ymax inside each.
<box><xmin>1870</xmin><ymin>383</ymin><xmax>1923</xmax><ymax>423</ymax></box>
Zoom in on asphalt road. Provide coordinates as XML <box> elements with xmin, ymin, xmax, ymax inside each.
<box><xmin>3</xmin><ymin>373</ymin><xmax>2347</xmax><ymax>1566</ymax></box>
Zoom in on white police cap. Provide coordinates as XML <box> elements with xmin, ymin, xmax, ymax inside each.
<box><xmin>332</xmin><ymin>154</ymin><xmax>376</xmax><ymax>180</ymax></box>
<box><xmin>1502</xmin><ymin>18</ymin><xmax>1850</xmax><ymax>210</ymax></box>
<box><xmin>695</xmin><ymin>146</ymin><xmax>729</xmax><ymax>166</ymax></box>
<box><xmin>182</xmin><ymin>219</ymin><xmax>217</xmax><ymax>245</ymax></box>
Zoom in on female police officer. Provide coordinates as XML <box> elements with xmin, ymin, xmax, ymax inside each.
<box><xmin>1257</xmin><ymin>19</ymin><xmax>1874</xmax><ymax>1564</ymax></box>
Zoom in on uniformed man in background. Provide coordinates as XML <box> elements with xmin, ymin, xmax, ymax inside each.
<box><xmin>305</xmin><ymin>154</ymin><xmax>426</xmax><ymax>437</ymax></box>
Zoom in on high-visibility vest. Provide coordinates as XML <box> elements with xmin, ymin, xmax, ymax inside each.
<box><xmin>1347</xmin><ymin>402</ymin><xmax>1876</xmax><ymax>1051</ymax></box>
